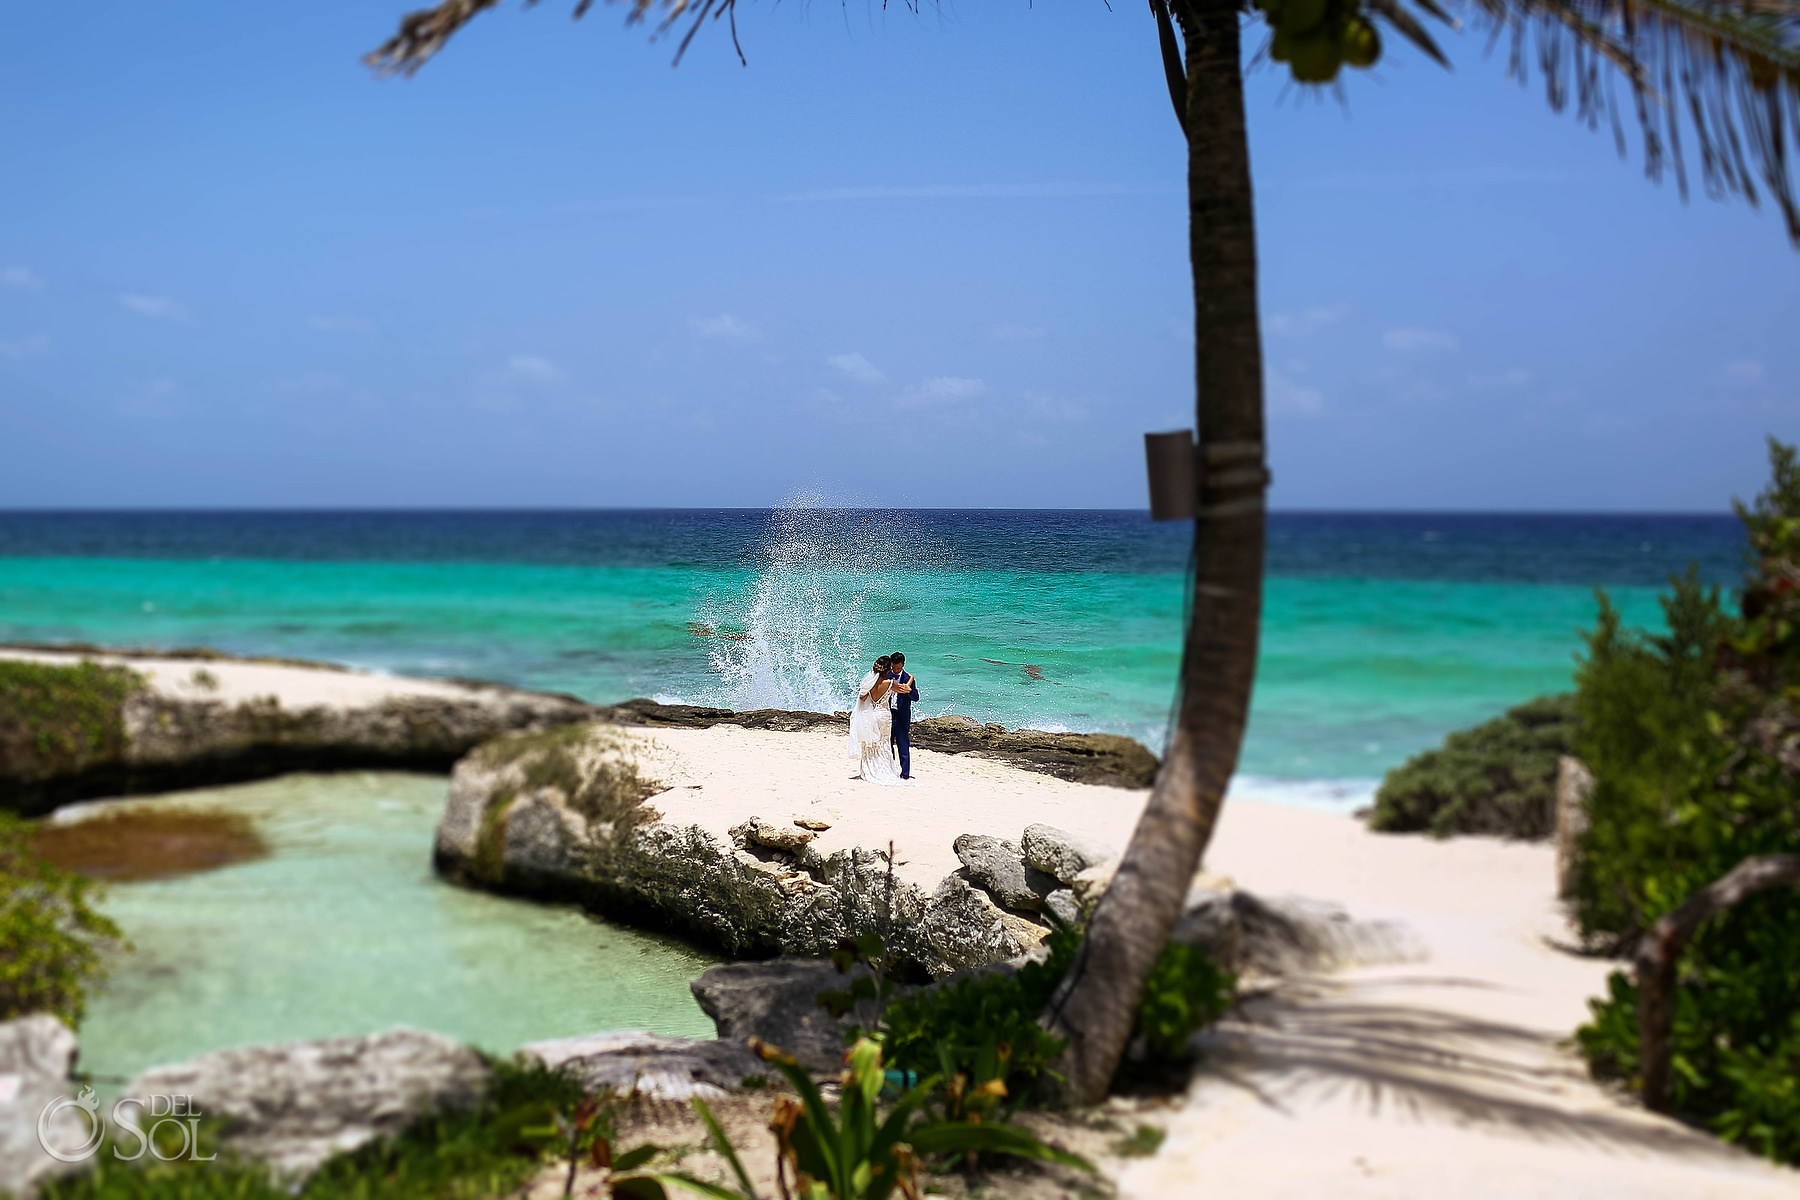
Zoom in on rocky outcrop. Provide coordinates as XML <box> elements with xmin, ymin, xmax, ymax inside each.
<box><xmin>437</xmin><ymin>722</ymin><xmax>1056</xmax><ymax>977</ymax></box>
<box><xmin>1173</xmin><ymin>889</ymin><xmax>1427</xmax><ymax>977</ymax></box>
<box><xmin>0</xmin><ymin>1015</ymin><xmax>85</xmax><ymax>1200</ymax></box>
<box><xmin>125</xmin><ymin>1028</ymin><xmax>492</xmax><ymax>1180</ymax></box>
<box><xmin>0</xmin><ymin>648</ymin><xmax>593</xmax><ymax>814</ymax></box>
<box><xmin>953</xmin><ymin>833</ymin><xmax>1047</xmax><ymax>912</ymax></box>
<box><xmin>1022</xmin><ymin>823</ymin><xmax>1115</xmax><ymax>884</ymax></box>
<box><xmin>690</xmin><ymin>960</ymin><xmax>873</xmax><ymax>1075</ymax></box>
<box><xmin>908</xmin><ymin>715</ymin><xmax>1158</xmax><ymax>788</ymax></box>
<box><xmin>1</xmin><ymin>647</ymin><xmax>1154</xmax><ymax>814</ymax></box>
<box><xmin>591</xmin><ymin>701</ymin><xmax>1157</xmax><ymax>789</ymax></box>
<box><xmin>519</xmin><ymin>1031</ymin><xmax>766</xmax><ymax>1101</ymax></box>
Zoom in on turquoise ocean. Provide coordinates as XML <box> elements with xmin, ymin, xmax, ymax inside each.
<box><xmin>0</xmin><ymin>508</ymin><xmax>1746</xmax><ymax>802</ymax></box>
<box><xmin>0</xmin><ymin>508</ymin><xmax>1746</xmax><ymax>1078</ymax></box>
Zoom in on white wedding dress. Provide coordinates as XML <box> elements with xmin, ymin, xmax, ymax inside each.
<box><xmin>849</xmin><ymin>670</ymin><xmax>909</xmax><ymax>785</ymax></box>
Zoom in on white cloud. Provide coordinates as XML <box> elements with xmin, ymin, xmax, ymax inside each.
<box><xmin>119</xmin><ymin>294</ymin><xmax>191</xmax><ymax>322</ymax></box>
<box><xmin>473</xmin><ymin>355</ymin><xmax>566</xmax><ymax>411</ymax></box>
<box><xmin>691</xmin><ymin>314</ymin><xmax>757</xmax><ymax>342</ymax></box>
<box><xmin>1720</xmin><ymin>359</ymin><xmax>1767</xmax><ymax>386</ymax></box>
<box><xmin>307</xmin><ymin>315</ymin><xmax>375</xmax><ymax>335</ymax></box>
<box><xmin>1469</xmin><ymin>367</ymin><xmax>1534</xmax><ymax>389</ymax></box>
<box><xmin>1</xmin><ymin>267</ymin><xmax>43</xmax><ymax>290</ymax></box>
<box><xmin>1024</xmin><ymin>391</ymin><xmax>1089</xmax><ymax>422</ymax></box>
<box><xmin>1383</xmin><ymin>327</ymin><xmax>1458</xmax><ymax>352</ymax></box>
<box><xmin>504</xmin><ymin>354</ymin><xmax>564</xmax><ymax>384</ymax></box>
<box><xmin>988</xmin><ymin>323</ymin><xmax>1047</xmax><ymax>341</ymax></box>
<box><xmin>1268</xmin><ymin>370</ymin><xmax>1324</xmax><ymax>416</ymax></box>
<box><xmin>1267</xmin><ymin>306</ymin><xmax>1348</xmax><ymax>338</ymax></box>
<box><xmin>827</xmin><ymin>352</ymin><xmax>886</xmax><ymax>385</ymax></box>
<box><xmin>899</xmin><ymin>376</ymin><xmax>988</xmax><ymax>409</ymax></box>
<box><xmin>0</xmin><ymin>334</ymin><xmax>49</xmax><ymax>359</ymax></box>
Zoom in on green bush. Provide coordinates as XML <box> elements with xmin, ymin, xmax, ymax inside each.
<box><xmin>1132</xmin><ymin>941</ymin><xmax>1236</xmax><ymax>1061</ymax></box>
<box><xmin>853</xmin><ymin>921</ymin><xmax>1235</xmax><ymax>1107</ymax></box>
<box><xmin>1366</xmin><ymin>693</ymin><xmax>1577</xmax><ymax>838</ymax></box>
<box><xmin>1571</xmin><ymin>438</ymin><xmax>1800</xmax><ymax>1166</ymax></box>
<box><xmin>0</xmin><ymin>659</ymin><xmax>140</xmax><ymax>785</ymax></box>
<box><xmin>0</xmin><ymin>813</ymin><xmax>125</xmax><ymax>1026</ymax></box>
<box><xmin>881</xmin><ymin>925</ymin><xmax>1078</xmax><ymax>1108</ymax></box>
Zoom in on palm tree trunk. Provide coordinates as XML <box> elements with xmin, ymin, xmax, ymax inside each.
<box><xmin>1045</xmin><ymin>0</ymin><xmax>1266</xmax><ymax>1103</ymax></box>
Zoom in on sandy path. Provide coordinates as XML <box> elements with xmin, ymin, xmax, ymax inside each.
<box><xmin>626</xmin><ymin>728</ymin><xmax>1800</xmax><ymax>1196</ymax></box>
<box><xmin>1119</xmin><ymin>796</ymin><xmax>1800</xmax><ymax>1198</ymax></box>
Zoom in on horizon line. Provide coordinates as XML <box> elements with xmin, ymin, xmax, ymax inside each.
<box><xmin>0</xmin><ymin>505</ymin><xmax>1741</xmax><ymax>518</ymax></box>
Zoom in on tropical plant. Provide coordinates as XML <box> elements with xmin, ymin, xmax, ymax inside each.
<box><xmin>1367</xmin><ymin>692</ymin><xmax>1578</xmax><ymax>838</ymax></box>
<box><xmin>1571</xmin><ymin>438</ymin><xmax>1800</xmax><ymax>1165</ymax></box>
<box><xmin>365</xmin><ymin>0</ymin><xmax>1800</xmax><ymax>1100</ymax></box>
<box><xmin>878</xmin><ymin>924</ymin><xmax>1078</xmax><ymax>1110</ymax></box>
<box><xmin>0</xmin><ymin>812</ymin><xmax>125</xmax><ymax>1026</ymax></box>
<box><xmin>749</xmin><ymin>1036</ymin><xmax>1092</xmax><ymax>1200</ymax></box>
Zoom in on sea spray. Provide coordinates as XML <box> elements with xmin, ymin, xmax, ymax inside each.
<box><xmin>698</xmin><ymin>502</ymin><xmax>950</xmax><ymax>713</ymax></box>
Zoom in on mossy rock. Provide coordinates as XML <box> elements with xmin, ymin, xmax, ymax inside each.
<box><xmin>1367</xmin><ymin>693</ymin><xmax>1576</xmax><ymax>839</ymax></box>
<box><xmin>0</xmin><ymin>659</ymin><xmax>143</xmax><ymax>787</ymax></box>
<box><xmin>465</xmin><ymin>722</ymin><xmax>665</xmax><ymax>886</ymax></box>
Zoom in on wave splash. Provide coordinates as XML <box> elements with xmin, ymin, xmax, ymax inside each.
<box><xmin>699</xmin><ymin>502</ymin><xmax>938</xmax><ymax>715</ymax></box>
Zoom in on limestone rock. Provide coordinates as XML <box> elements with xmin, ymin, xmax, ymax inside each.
<box><xmin>1071</xmin><ymin>862</ymin><xmax>1118</xmax><ymax>912</ymax></box>
<box><xmin>917</xmin><ymin>874</ymin><xmax>1047</xmax><ymax>977</ymax></box>
<box><xmin>439</xmin><ymin>725</ymin><xmax>1040</xmax><ymax>977</ymax></box>
<box><xmin>0</xmin><ymin>647</ymin><xmax>592</xmax><ymax>815</ymax></box>
<box><xmin>1174</xmin><ymin>890</ymin><xmax>1427</xmax><ymax>976</ymax></box>
<box><xmin>126</xmin><ymin>1028</ymin><xmax>490</xmax><ymax>1179</ymax></box>
<box><xmin>794</xmin><ymin>817</ymin><xmax>831</xmax><ymax>832</ymax></box>
<box><xmin>732</xmin><ymin>816</ymin><xmax>819</xmax><ymax>855</ymax></box>
<box><xmin>1042</xmin><ymin>888</ymin><xmax>1083</xmax><ymax>930</ymax></box>
<box><xmin>691</xmin><ymin>960</ymin><xmax>867</xmax><ymax>1076</ymax></box>
<box><xmin>1022</xmin><ymin>824</ymin><xmax>1115</xmax><ymax>886</ymax></box>
<box><xmin>0</xmin><ymin>1015</ymin><xmax>85</xmax><ymax>1200</ymax></box>
<box><xmin>952</xmin><ymin>834</ymin><xmax>1041</xmax><ymax>912</ymax></box>
<box><xmin>519</xmin><ymin>1031</ymin><xmax>764</xmax><ymax>1101</ymax></box>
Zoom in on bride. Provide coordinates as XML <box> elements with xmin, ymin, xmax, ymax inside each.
<box><xmin>850</xmin><ymin>655</ymin><xmax>910</xmax><ymax>785</ymax></box>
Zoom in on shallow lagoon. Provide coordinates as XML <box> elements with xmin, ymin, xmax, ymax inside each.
<box><xmin>76</xmin><ymin>772</ymin><xmax>717</xmax><ymax>1083</ymax></box>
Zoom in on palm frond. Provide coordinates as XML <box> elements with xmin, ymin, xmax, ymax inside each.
<box><xmin>1464</xmin><ymin>0</ymin><xmax>1800</xmax><ymax>242</ymax></box>
<box><xmin>365</xmin><ymin>0</ymin><xmax>760</xmax><ymax>75</ymax></box>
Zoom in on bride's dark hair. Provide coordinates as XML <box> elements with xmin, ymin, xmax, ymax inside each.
<box><xmin>873</xmin><ymin>656</ymin><xmax>892</xmax><ymax>672</ymax></box>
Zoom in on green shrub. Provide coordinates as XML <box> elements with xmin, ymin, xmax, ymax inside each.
<box><xmin>0</xmin><ymin>813</ymin><xmax>125</xmax><ymax>1026</ymax></box>
<box><xmin>1571</xmin><ymin>438</ymin><xmax>1800</xmax><ymax>1166</ymax></box>
<box><xmin>881</xmin><ymin>925</ymin><xmax>1078</xmax><ymax>1108</ymax></box>
<box><xmin>1132</xmin><ymin>941</ymin><xmax>1236</xmax><ymax>1061</ymax></box>
<box><xmin>847</xmin><ymin>921</ymin><xmax>1235</xmax><ymax>1107</ymax></box>
<box><xmin>1366</xmin><ymin>693</ymin><xmax>1577</xmax><ymax>838</ymax></box>
<box><xmin>0</xmin><ymin>659</ymin><xmax>141</xmax><ymax>785</ymax></box>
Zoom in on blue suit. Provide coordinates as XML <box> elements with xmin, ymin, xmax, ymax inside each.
<box><xmin>889</xmin><ymin>670</ymin><xmax>919</xmax><ymax>779</ymax></box>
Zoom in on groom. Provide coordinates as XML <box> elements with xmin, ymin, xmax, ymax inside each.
<box><xmin>887</xmin><ymin>652</ymin><xmax>919</xmax><ymax>780</ymax></box>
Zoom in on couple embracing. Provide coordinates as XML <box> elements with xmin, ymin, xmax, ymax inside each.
<box><xmin>849</xmin><ymin>653</ymin><xmax>919</xmax><ymax>786</ymax></box>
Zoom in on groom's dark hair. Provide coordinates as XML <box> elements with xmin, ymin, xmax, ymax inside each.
<box><xmin>889</xmin><ymin>653</ymin><xmax>905</xmax><ymax>666</ymax></box>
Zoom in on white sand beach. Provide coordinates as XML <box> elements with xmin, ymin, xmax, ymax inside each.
<box><xmin>625</xmin><ymin>725</ymin><xmax>1800</xmax><ymax>1198</ymax></box>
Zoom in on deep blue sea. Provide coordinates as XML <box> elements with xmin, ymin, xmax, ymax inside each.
<box><xmin>0</xmin><ymin>508</ymin><xmax>1744</xmax><ymax>807</ymax></box>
